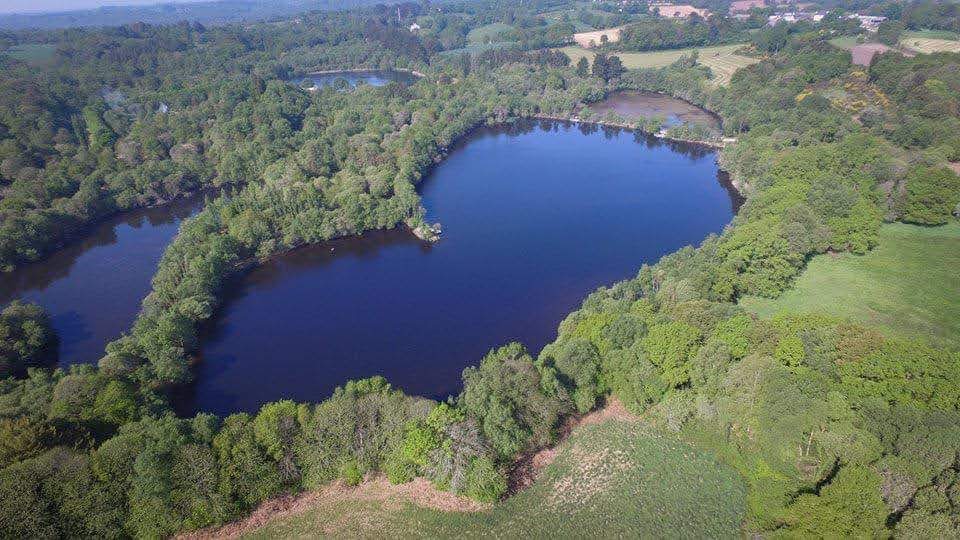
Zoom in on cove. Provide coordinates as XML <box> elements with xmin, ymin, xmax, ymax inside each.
<box><xmin>183</xmin><ymin>119</ymin><xmax>740</xmax><ymax>416</ymax></box>
<box><xmin>0</xmin><ymin>196</ymin><xmax>206</xmax><ymax>368</ymax></box>
<box><xmin>589</xmin><ymin>91</ymin><xmax>721</xmax><ymax>130</ymax></box>
<box><xmin>296</xmin><ymin>69</ymin><xmax>419</xmax><ymax>90</ymax></box>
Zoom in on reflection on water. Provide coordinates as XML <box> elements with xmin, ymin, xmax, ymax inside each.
<box><xmin>589</xmin><ymin>91</ymin><xmax>722</xmax><ymax>130</ymax></box>
<box><xmin>184</xmin><ymin>119</ymin><xmax>740</xmax><ymax>416</ymax></box>
<box><xmin>0</xmin><ymin>196</ymin><xmax>206</xmax><ymax>367</ymax></box>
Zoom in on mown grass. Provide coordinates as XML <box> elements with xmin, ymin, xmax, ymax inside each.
<box><xmin>903</xmin><ymin>29</ymin><xmax>960</xmax><ymax>41</ymax></box>
<box><xmin>741</xmin><ymin>223</ymin><xmax>960</xmax><ymax>348</ymax></box>
<box><xmin>557</xmin><ymin>43</ymin><xmax>757</xmax><ymax>86</ymax></box>
<box><xmin>2</xmin><ymin>43</ymin><xmax>56</xmax><ymax>65</ymax></box>
<box><xmin>899</xmin><ymin>36</ymin><xmax>960</xmax><ymax>54</ymax></box>
<box><xmin>245</xmin><ymin>420</ymin><xmax>746</xmax><ymax>538</ymax></box>
<box><xmin>467</xmin><ymin>23</ymin><xmax>514</xmax><ymax>44</ymax></box>
<box><xmin>828</xmin><ymin>35</ymin><xmax>862</xmax><ymax>50</ymax></box>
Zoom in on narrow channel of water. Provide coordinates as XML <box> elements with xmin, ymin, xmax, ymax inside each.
<box><xmin>0</xmin><ymin>196</ymin><xmax>206</xmax><ymax>368</ymax></box>
<box><xmin>182</xmin><ymin>119</ymin><xmax>740</xmax><ymax>415</ymax></box>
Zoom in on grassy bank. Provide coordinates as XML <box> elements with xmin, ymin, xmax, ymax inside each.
<box><xmin>244</xmin><ymin>419</ymin><xmax>746</xmax><ymax>538</ymax></box>
<box><xmin>557</xmin><ymin>43</ymin><xmax>758</xmax><ymax>86</ymax></box>
<box><xmin>741</xmin><ymin>222</ymin><xmax>960</xmax><ymax>348</ymax></box>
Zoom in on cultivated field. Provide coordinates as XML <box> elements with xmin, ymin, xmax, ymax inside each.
<box><xmin>467</xmin><ymin>23</ymin><xmax>514</xmax><ymax>44</ymax></box>
<box><xmin>742</xmin><ymin>223</ymin><xmax>960</xmax><ymax>348</ymax></box>
<box><xmin>239</xmin><ymin>412</ymin><xmax>746</xmax><ymax>538</ymax></box>
<box><xmin>899</xmin><ymin>36</ymin><xmax>960</xmax><ymax>54</ymax></box>
<box><xmin>572</xmin><ymin>27</ymin><xmax>622</xmax><ymax>48</ymax></box>
<box><xmin>558</xmin><ymin>43</ymin><xmax>758</xmax><ymax>86</ymax></box>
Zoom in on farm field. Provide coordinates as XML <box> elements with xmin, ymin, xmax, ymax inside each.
<box><xmin>903</xmin><ymin>29</ymin><xmax>960</xmax><ymax>40</ymax></box>
<box><xmin>557</xmin><ymin>43</ymin><xmax>758</xmax><ymax>85</ymax></box>
<box><xmin>741</xmin><ymin>223</ymin><xmax>960</xmax><ymax>348</ymax></box>
<box><xmin>2</xmin><ymin>43</ymin><xmax>56</xmax><ymax>64</ymax></box>
<box><xmin>240</xmin><ymin>414</ymin><xmax>746</xmax><ymax>538</ymax></box>
<box><xmin>467</xmin><ymin>22</ymin><xmax>513</xmax><ymax>44</ymax></box>
<box><xmin>899</xmin><ymin>36</ymin><xmax>960</xmax><ymax>54</ymax></box>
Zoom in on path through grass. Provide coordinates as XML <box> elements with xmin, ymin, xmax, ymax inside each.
<box><xmin>243</xmin><ymin>419</ymin><xmax>746</xmax><ymax>538</ymax></box>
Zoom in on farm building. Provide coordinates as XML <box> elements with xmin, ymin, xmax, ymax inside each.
<box><xmin>650</xmin><ymin>4</ymin><xmax>710</xmax><ymax>18</ymax></box>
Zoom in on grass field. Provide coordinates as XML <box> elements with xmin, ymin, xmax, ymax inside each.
<box><xmin>558</xmin><ymin>43</ymin><xmax>758</xmax><ymax>86</ymax></box>
<box><xmin>243</xmin><ymin>419</ymin><xmax>746</xmax><ymax>538</ymax></box>
<box><xmin>2</xmin><ymin>43</ymin><xmax>56</xmax><ymax>65</ymax></box>
<box><xmin>828</xmin><ymin>36</ymin><xmax>862</xmax><ymax>50</ymax></box>
<box><xmin>899</xmin><ymin>36</ymin><xmax>960</xmax><ymax>54</ymax></box>
<box><xmin>903</xmin><ymin>29</ymin><xmax>960</xmax><ymax>41</ymax></box>
<box><xmin>741</xmin><ymin>223</ymin><xmax>960</xmax><ymax>348</ymax></box>
<box><xmin>467</xmin><ymin>23</ymin><xmax>514</xmax><ymax>44</ymax></box>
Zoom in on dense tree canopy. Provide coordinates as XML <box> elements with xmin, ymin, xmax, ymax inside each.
<box><xmin>1</xmin><ymin>1</ymin><xmax>959</xmax><ymax>537</ymax></box>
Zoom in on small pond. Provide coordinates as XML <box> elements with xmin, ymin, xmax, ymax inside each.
<box><xmin>589</xmin><ymin>91</ymin><xmax>722</xmax><ymax>130</ymax></box>
<box><xmin>182</xmin><ymin>119</ymin><xmax>740</xmax><ymax>415</ymax></box>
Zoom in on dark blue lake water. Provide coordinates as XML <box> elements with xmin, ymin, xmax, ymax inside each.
<box><xmin>183</xmin><ymin>120</ymin><xmax>739</xmax><ymax>415</ymax></box>
<box><xmin>0</xmin><ymin>196</ymin><xmax>206</xmax><ymax>367</ymax></box>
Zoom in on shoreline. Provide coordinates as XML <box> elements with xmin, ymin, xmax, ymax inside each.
<box><xmin>528</xmin><ymin>113</ymin><xmax>728</xmax><ymax>150</ymax></box>
<box><xmin>305</xmin><ymin>67</ymin><xmax>426</xmax><ymax>78</ymax></box>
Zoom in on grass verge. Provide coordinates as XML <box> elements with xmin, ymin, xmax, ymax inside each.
<box><xmin>242</xmin><ymin>417</ymin><xmax>746</xmax><ymax>538</ymax></box>
<box><xmin>741</xmin><ymin>222</ymin><xmax>960</xmax><ymax>348</ymax></box>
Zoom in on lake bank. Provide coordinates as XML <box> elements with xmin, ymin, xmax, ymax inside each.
<box><xmin>181</xmin><ymin>119</ymin><xmax>739</xmax><ymax>415</ymax></box>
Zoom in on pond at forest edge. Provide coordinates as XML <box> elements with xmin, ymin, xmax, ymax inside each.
<box><xmin>180</xmin><ymin>119</ymin><xmax>741</xmax><ymax>416</ymax></box>
<box><xmin>0</xmin><ymin>195</ymin><xmax>207</xmax><ymax>368</ymax></box>
<box><xmin>588</xmin><ymin>91</ymin><xmax>722</xmax><ymax>130</ymax></box>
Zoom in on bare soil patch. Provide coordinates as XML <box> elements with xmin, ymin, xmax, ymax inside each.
<box><xmin>180</xmin><ymin>476</ymin><xmax>487</xmax><ymax>539</ymax></box>
<box><xmin>948</xmin><ymin>162</ymin><xmax>960</xmax><ymax>175</ymax></box>
<box><xmin>573</xmin><ymin>27</ymin><xmax>622</xmax><ymax>48</ymax></box>
<box><xmin>850</xmin><ymin>43</ymin><xmax>893</xmax><ymax>66</ymax></box>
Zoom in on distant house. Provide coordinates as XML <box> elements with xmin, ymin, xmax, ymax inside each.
<box><xmin>650</xmin><ymin>4</ymin><xmax>710</xmax><ymax>18</ymax></box>
<box><xmin>768</xmin><ymin>11</ymin><xmax>825</xmax><ymax>25</ymax></box>
<box><xmin>409</xmin><ymin>22</ymin><xmax>421</xmax><ymax>33</ymax></box>
<box><xmin>729</xmin><ymin>0</ymin><xmax>765</xmax><ymax>13</ymax></box>
<box><xmin>847</xmin><ymin>14</ymin><xmax>887</xmax><ymax>32</ymax></box>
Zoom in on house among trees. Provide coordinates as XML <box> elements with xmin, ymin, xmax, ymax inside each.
<box><xmin>408</xmin><ymin>22</ymin><xmax>421</xmax><ymax>32</ymax></box>
<box><xmin>847</xmin><ymin>13</ymin><xmax>887</xmax><ymax>32</ymax></box>
<box><xmin>649</xmin><ymin>3</ymin><xmax>710</xmax><ymax>18</ymax></box>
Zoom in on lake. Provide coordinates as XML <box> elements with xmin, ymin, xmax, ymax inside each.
<box><xmin>589</xmin><ymin>91</ymin><xmax>721</xmax><ymax>130</ymax></box>
<box><xmin>182</xmin><ymin>119</ymin><xmax>739</xmax><ymax>415</ymax></box>
<box><xmin>0</xmin><ymin>196</ymin><xmax>206</xmax><ymax>368</ymax></box>
<box><xmin>295</xmin><ymin>69</ymin><xmax>420</xmax><ymax>90</ymax></box>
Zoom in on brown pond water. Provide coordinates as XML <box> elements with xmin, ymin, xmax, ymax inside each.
<box><xmin>588</xmin><ymin>91</ymin><xmax>721</xmax><ymax>130</ymax></box>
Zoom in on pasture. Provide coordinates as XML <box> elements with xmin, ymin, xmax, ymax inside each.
<box><xmin>899</xmin><ymin>36</ymin><xmax>960</xmax><ymax>54</ymax></box>
<box><xmin>741</xmin><ymin>223</ymin><xmax>960</xmax><ymax>348</ymax></box>
<box><xmin>467</xmin><ymin>23</ymin><xmax>514</xmax><ymax>44</ymax></box>
<box><xmin>558</xmin><ymin>43</ymin><xmax>758</xmax><ymax>86</ymax></box>
<box><xmin>241</xmin><ymin>414</ymin><xmax>746</xmax><ymax>538</ymax></box>
<box><xmin>2</xmin><ymin>43</ymin><xmax>56</xmax><ymax>65</ymax></box>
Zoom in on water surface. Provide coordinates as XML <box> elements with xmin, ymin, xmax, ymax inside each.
<box><xmin>185</xmin><ymin>120</ymin><xmax>739</xmax><ymax>415</ymax></box>
<box><xmin>0</xmin><ymin>196</ymin><xmax>206</xmax><ymax>367</ymax></box>
<box><xmin>589</xmin><ymin>91</ymin><xmax>721</xmax><ymax>130</ymax></box>
<box><xmin>296</xmin><ymin>69</ymin><xmax>419</xmax><ymax>90</ymax></box>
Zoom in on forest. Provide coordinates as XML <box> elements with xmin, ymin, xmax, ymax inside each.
<box><xmin>1</xmin><ymin>0</ymin><xmax>959</xmax><ymax>537</ymax></box>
